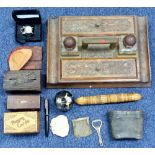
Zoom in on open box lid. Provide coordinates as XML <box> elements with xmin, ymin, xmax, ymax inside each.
<box><xmin>12</xmin><ymin>10</ymin><xmax>41</xmax><ymax>24</ymax></box>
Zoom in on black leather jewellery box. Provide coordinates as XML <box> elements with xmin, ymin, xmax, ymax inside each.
<box><xmin>12</xmin><ymin>10</ymin><xmax>42</xmax><ymax>43</ymax></box>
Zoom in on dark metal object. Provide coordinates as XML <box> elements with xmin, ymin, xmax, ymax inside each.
<box><xmin>12</xmin><ymin>10</ymin><xmax>42</xmax><ymax>43</ymax></box>
<box><xmin>7</xmin><ymin>95</ymin><xmax>40</xmax><ymax>110</ymax></box>
<box><xmin>47</xmin><ymin>16</ymin><xmax>151</xmax><ymax>88</ymax></box>
<box><xmin>109</xmin><ymin>110</ymin><xmax>144</xmax><ymax>139</ymax></box>
<box><xmin>55</xmin><ymin>91</ymin><xmax>73</xmax><ymax>112</ymax></box>
<box><xmin>3</xmin><ymin>70</ymin><xmax>41</xmax><ymax>92</ymax></box>
<box><xmin>45</xmin><ymin>99</ymin><xmax>49</xmax><ymax>137</ymax></box>
<box><xmin>63</xmin><ymin>36</ymin><xmax>76</xmax><ymax>49</ymax></box>
<box><xmin>123</xmin><ymin>34</ymin><xmax>136</xmax><ymax>47</ymax></box>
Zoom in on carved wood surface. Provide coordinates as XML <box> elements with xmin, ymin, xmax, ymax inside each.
<box><xmin>61</xmin><ymin>58</ymin><xmax>137</xmax><ymax>80</ymax></box>
<box><xmin>14</xmin><ymin>46</ymin><xmax>42</xmax><ymax>70</ymax></box>
<box><xmin>8</xmin><ymin>49</ymin><xmax>32</xmax><ymax>71</ymax></box>
<box><xmin>4</xmin><ymin>111</ymin><xmax>40</xmax><ymax>134</ymax></box>
<box><xmin>61</xmin><ymin>16</ymin><xmax>135</xmax><ymax>35</ymax></box>
<box><xmin>3</xmin><ymin>70</ymin><xmax>41</xmax><ymax>92</ymax></box>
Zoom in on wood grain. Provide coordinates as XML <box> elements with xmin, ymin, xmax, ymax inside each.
<box><xmin>8</xmin><ymin>49</ymin><xmax>32</xmax><ymax>71</ymax></box>
<box><xmin>7</xmin><ymin>95</ymin><xmax>40</xmax><ymax>110</ymax></box>
<box><xmin>4</xmin><ymin>111</ymin><xmax>40</xmax><ymax>134</ymax></box>
<box><xmin>75</xmin><ymin>93</ymin><xmax>142</xmax><ymax>105</ymax></box>
<box><xmin>14</xmin><ymin>46</ymin><xmax>42</xmax><ymax>70</ymax></box>
<box><xmin>14</xmin><ymin>46</ymin><xmax>42</xmax><ymax>61</ymax></box>
<box><xmin>3</xmin><ymin>70</ymin><xmax>41</xmax><ymax>92</ymax></box>
<box><xmin>22</xmin><ymin>61</ymin><xmax>42</xmax><ymax>70</ymax></box>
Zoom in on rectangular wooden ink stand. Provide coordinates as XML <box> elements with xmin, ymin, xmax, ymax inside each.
<box><xmin>47</xmin><ymin>16</ymin><xmax>151</xmax><ymax>88</ymax></box>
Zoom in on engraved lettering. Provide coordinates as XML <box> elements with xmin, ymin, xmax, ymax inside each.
<box><xmin>11</xmin><ymin>117</ymin><xmax>29</xmax><ymax>128</ymax></box>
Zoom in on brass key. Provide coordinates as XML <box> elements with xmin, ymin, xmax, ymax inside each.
<box><xmin>92</xmin><ymin>119</ymin><xmax>103</xmax><ymax>146</ymax></box>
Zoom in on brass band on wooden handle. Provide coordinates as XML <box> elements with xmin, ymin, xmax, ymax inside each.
<box><xmin>75</xmin><ymin>93</ymin><xmax>142</xmax><ymax>105</ymax></box>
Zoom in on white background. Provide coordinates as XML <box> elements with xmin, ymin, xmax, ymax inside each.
<box><xmin>0</xmin><ymin>0</ymin><xmax>154</xmax><ymax>7</ymax></box>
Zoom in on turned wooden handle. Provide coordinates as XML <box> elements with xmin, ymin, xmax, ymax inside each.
<box><xmin>75</xmin><ymin>93</ymin><xmax>142</xmax><ymax>105</ymax></box>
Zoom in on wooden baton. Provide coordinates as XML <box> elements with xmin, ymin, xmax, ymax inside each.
<box><xmin>75</xmin><ymin>93</ymin><xmax>142</xmax><ymax>105</ymax></box>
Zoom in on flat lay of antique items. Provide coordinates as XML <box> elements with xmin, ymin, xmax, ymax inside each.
<box><xmin>47</xmin><ymin>16</ymin><xmax>151</xmax><ymax>88</ymax></box>
<box><xmin>2</xmin><ymin>10</ymin><xmax>43</xmax><ymax>136</ymax></box>
<box><xmin>1</xmin><ymin>9</ymin><xmax>152</xmax><ymax>148</ymax></box>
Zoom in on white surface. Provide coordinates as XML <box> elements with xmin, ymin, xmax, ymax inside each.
<box><xmin>50</xmin><ymin>115</ymin><xmax>69</xmax><ymax>137</ymax></box>
<box><xmin>0</xmin><ymin>0</ymin><xmax>155</xmax><ymax>7</ymax></box>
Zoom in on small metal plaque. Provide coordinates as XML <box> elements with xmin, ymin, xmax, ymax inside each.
<box><xmin>4</xmin><ymin>111</ymin><xmax>40</xmax><ymax>134</ymax></box>
<box><xmin>61</xmin><ymin>58</ymin><xmax>137</xmax><ymax>80</ymax></box>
